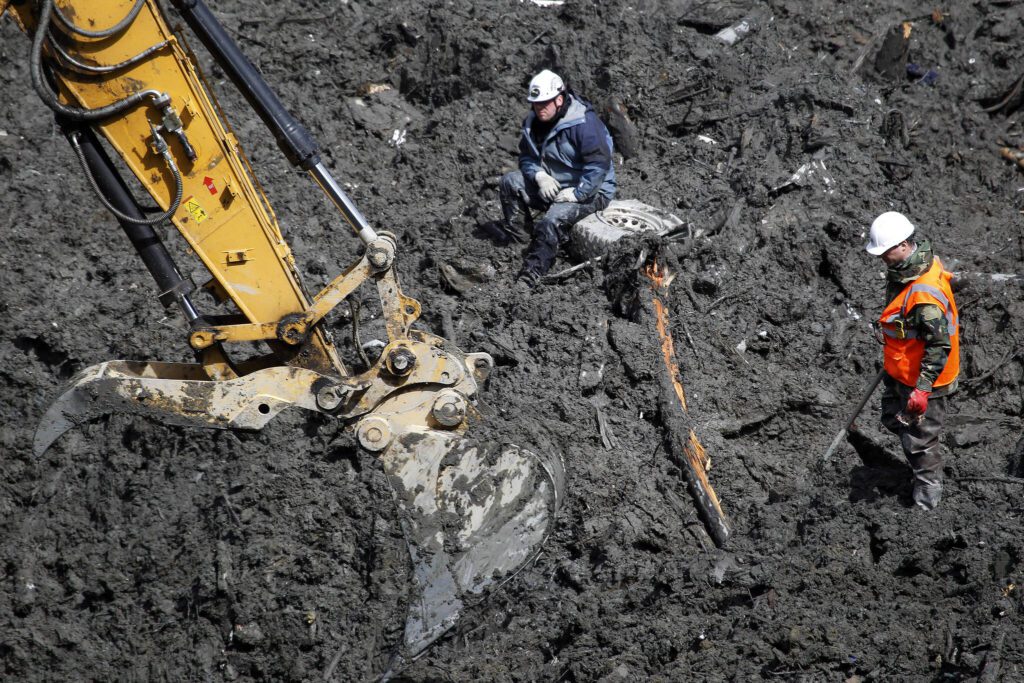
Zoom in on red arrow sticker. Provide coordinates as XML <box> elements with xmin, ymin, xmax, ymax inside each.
<box><xmin>203</xmin><ymin>176</ymin><xmax>218</xmax><ymax>195</ymax></box>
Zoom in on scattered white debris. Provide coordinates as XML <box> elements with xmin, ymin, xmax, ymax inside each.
<box><xmin>697</xmin><ymin>134</ymin><xmax>718</xmax><ymax>146</ymax></box>
<box><xmin>362</xmin><ymin>339</ymin><xmax>386</xmax><ymax>356</ymax></box>
<box><xmin>525</xmin><ymin>0</ymin><xmax>564</xmax><ymax>6</ymax></box>
<box><xmin>0</xmin><ymin>130</ymin><xmax>7</xmax><ymax>137</ymax></box>
<box><xmin>736</xmin><ymin>339</ymin><xmax>748</xmax><ymax>354</ymax></box>
<box><xmin>757</xmin><ymin>329</ymin><xmax>768</xmax><ymax>338</ymax></box>
<box><xmin>390</xmin><ymin>129</ymin><xmax>407</xmax><ymax>147</ymax></box>
<box><xmin>846</xmin><ymin>303</ymin><xmax>861</xmax><ymax>320</ymax></box>
<box><xmin>715</xmin><ymin>12</ymin><xmax>767</xmax><ymax>46</ymax></box>
<box><xmin>771</xmin><ymin>158</ymin><xmax>836</xmax><ymax>196</ymax></box>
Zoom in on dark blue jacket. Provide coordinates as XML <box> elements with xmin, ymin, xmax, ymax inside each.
<box><xmin>519</xmin><ymin>95</ymin><xmax>616</xmax><ymax>201</ymax></box>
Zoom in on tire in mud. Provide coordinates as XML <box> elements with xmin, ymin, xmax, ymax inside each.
<box><xmin>570</xmin><ymin>199</ymin><xmax>685</xmax><ymax>260</ymax></box>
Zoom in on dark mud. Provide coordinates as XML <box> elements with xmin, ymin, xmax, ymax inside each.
<box><xmin>2</xmin><ymin>1</ymin><xmax>1024</xmax><ymax>680</ymax></box>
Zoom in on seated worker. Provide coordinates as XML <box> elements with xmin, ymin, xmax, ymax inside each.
<box><xmin>494</xmin><ymin>69</ymin><xmax>616</xmax><ymax>286</ymax></box>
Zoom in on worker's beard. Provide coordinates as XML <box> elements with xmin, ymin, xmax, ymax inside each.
<box><xmin>531</xmin><ymin>95</ymin><xmax>571</xmax><ymax>143</ymax></box>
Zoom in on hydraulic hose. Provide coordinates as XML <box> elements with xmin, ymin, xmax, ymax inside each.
<box><xmin>69</xmin><ymin>130</ymin><xmax>183</xmax><ymax>225</ymax></box>
<box><xmin>46</xmin><ymin>31</ymin><xmax>170</xmax><ymax>75</ymax></box>
<box><xmin>51</xmin><ymin>0</ymin><xmax>146</xmax><ymax>39</ymax></box>
<box><xmin>65</xmin><ymin>123</ymin><xmax>197</xmax><ymax>317</ymax></box>
<box><xmin>30</xmin><ymin>0</ymin><xmax>162</xmax><ymax>122</ymax></box>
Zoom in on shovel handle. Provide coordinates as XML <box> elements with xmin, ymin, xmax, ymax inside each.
<box><xmin>822</xmin><ymin>368</ymin><xmax>886</xmax><ymax>461</ymax></box>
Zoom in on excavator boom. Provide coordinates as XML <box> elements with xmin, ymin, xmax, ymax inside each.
<box><xmin>4</xmin><ymin>0</ymin><xmax>563</xmax><ymax>671</ymax></box>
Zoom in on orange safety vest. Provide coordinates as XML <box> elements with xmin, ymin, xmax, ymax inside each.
<box><xmin>878</xmin><ymin>257</ymin><xmax>960</xmax><ymax>388</ymax></box>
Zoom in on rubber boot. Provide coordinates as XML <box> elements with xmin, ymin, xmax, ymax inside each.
<box><xmin>912</xmin><ymin>473</ymin><xmax>942</xmax><ymax>510</ymax></box>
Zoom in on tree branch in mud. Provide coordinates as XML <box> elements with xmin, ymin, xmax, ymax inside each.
<box><xmin>963</xmin><ymin>345</ymin><xmax>1023</xmax><ymax>387</ymax></box>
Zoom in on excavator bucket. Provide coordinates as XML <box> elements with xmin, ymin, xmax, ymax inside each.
<box><xmin>34</xmin><ymin>356</ymin><xmax>565</xmax><ymax>668</ymax></box>
<box><xmin>383</xmin><ymin>434</ymin><xmax>564</xmax><ymax>666</ymax></box>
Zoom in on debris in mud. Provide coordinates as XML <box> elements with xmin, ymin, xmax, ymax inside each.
<box><xmin>770</xmin><ymin>153</ymin><xmax>836</xmax><ymax>196</ymax></box>
<box><xmin>981</xmin><ymin>73</ymin><xmax>1024</xmax><ymax>115</ymax></box>
<box><xmin>602</xmin><ymin>98</ymin><xmax>638</xmax><ymax>160</ymax></box>
<box><xmin>907</xmin><ymin>63</ymin><xmax>939</xmax><ymax>85</ymax></box>
<box><xmin>436</xmin><ymin>258</ymin><xmax>495</xmax><ymax>296</ymax></box>
<box><xmin>999</xmin><ymin>145</ymin><xmax>1024</xmax><ymax>170</ymax></box>
<box><xmin>874</xmin><ymin>22</ymin><xmax>911</xmax><ymax>81</ymax></box>
<box><xmin>345</xmin><ymin>88</ymin><xmax>422</xmax><ymax>132</ymax></box>
<box><xmin>714</xmin><ymin>8</ymin><xmax>768</xmax><ymax>46</ymax></box>
<box><xmin>642</xmin><ymin>257</ymin><xmax>730</xmax><ymax>547</ymax></box>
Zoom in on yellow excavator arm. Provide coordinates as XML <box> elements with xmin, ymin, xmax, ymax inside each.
<box><xmin>4</xmin><ymin>0</ymin><xmax>563</xmax><ymax>671</ymax></box>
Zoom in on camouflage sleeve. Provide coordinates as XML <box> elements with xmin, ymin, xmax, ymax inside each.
<box><xmin>908</xmin><ymin>302</ymin><xmax>951</xmax><ymax>391</ymax></box>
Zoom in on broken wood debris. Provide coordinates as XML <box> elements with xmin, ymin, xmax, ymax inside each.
<box><xmin>982</xmin><ymin>73</ymin><xmax>1024</xmax><ymax>115</ymax></box>
<box><xmin>979</xmin><ymin>630</ymin><xmax>1005</xmax><ymax>683</ymax></box>
<box><xmin>543</xmin><ymin>256</ymin><xmax>602</xmax><ymax>283</ymax></box>
<box><xmin>644</xmin><ymin>258</ymin><xmax>730</xmax><ymax>547</ymax></box>
<box><xmin>999</xmin><ymin>145</ymin><xmax>1024</xmax><ymax>169</ymax></box>
<box><xmin>589</xmin><ymin>395</ymin><xmax>618</xmax><ymax>450</ymax></box>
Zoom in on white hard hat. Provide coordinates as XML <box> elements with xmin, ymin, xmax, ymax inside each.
<box><xmin>527</xmin><ymin>69</ymin><xmax>565</xmax><ymax>103</ymax></box>
<box><xmin>865</xmin><ymin>211</ymin><xmax>915</xmax><ymax>255</ymax></box>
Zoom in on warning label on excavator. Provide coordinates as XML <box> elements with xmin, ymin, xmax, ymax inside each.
<box><xmin>185</xmin><ymin>197</ymin><xmax>209</xmax><ymax>224</ymax></box>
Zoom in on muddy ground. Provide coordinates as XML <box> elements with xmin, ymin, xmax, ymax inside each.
<box><xmin>2</xmin><ymin>0</ymin><xmax>1024</xmax><ymax>680</ymax></box>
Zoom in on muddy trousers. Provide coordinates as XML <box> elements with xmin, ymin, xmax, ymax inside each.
<box><xmin>498</xmin><ymin>170</ymin><xmax>610</xmax><ymax>275</ymax></box>
<box><xmin>880</xmin><ymin>374</ymin><xmax>949</xmax><ymax>509</ymax></box>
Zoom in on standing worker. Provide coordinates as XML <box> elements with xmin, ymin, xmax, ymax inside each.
<box><xmin>491</xmin><ymin>69</ymin><xmax>616</xmax><ymax>286</ymax></box>
<box><xmin>865</xmin><ymin>211</ymin><xmax>960</xmax><ymax>510</ymax></box>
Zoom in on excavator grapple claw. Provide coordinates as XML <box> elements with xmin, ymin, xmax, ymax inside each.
<box><xmin>33</xmin><ymin>360</ymin><xmax>329</xmax><ymax>456</ymax></box>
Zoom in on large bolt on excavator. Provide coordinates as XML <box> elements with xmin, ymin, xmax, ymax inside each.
<box><xmin>2</xmin><ymin>0</ymin><xmax>564</xmax><ymax>671</ymax></box>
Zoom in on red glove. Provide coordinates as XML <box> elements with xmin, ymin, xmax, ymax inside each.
<box><xmin>905</xmin><ymin>389</ymin><xmax>930</xmax><ymax>416</ymax></box>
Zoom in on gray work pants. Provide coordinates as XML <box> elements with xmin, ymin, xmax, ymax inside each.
<box><xmin>498</xmin><ymin>170</ymin><xmax>610</xmax><ymax>275</ymax></box>
<box><xmin>880</xmin><ymin>374</ymin><xmax>948</xmax><ymax>509</ymax></box>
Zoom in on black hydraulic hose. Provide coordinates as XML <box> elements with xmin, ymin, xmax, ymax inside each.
<box><xmin>69</xmin><ymin>130</ymin><xmax>183</xmax><ymax>225</ymax></box>
<box><xmin>46</xmin><ymin>31</ymin><xmax>170</xmax><ymax>75</ymax></box>
<box><xmin>51</xmin><ymin>0</ymin><xmax>146</xmax><ymax>39</ymax></box>
<box><xmin>30</xmin><ymin>0</ymin><xmax>162</xmax><ymax>121</ymax></box>
<box><xmin>65</xmin><ymin>123</ymin><xmax>197</xmax><ymax>317</ymax></box>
